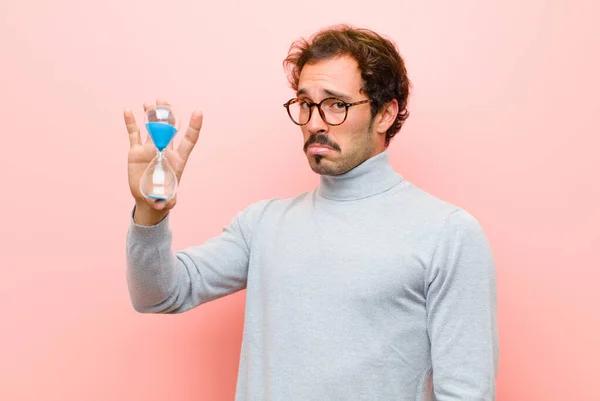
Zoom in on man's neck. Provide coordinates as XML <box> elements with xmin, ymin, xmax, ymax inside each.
<box><xmin>317</xmin><ymin>151</ymin><xmax>403</xmax><ymax>201</ymax></box>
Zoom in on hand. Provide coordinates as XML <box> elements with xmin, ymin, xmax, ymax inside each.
<box><xmin>124</xmin><ymin>99</ymin><xmax>203</xmax><ymax>213</ymax></box>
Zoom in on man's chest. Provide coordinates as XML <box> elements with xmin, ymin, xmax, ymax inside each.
<box><xmin>249</xmin><ymin>208</ymin><xmax>429</xmax><ymax>308</ymax></box>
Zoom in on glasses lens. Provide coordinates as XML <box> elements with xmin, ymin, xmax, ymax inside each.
<box><xmin>287</xmin><ymin>99</ymin><xmax>310</xmax><ymax>125</ymax></box>
<box><xmin>286</xmin><ymin>98</ymin><xmax>348</xmax><ymax>125</ymax></box>
<box><xmin>320</xmin><ymin>98</ymin><xmax>347</xmax><ymax>125</ymax></box>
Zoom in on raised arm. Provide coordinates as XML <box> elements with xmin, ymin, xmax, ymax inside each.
<box><xmin>123</xmin><ymin>99</ymin><xmax>267</xmax><ymax>313</ymax></box>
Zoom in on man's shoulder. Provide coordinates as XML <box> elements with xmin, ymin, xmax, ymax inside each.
<box><xmin>395</xmin><ymin>180</ymin><xmax>486</xmax><ymax>234</ymax></box>
<box><xmin>398</xmin><ymin>180</ymin><xmax>462</xmax><ymax>217</ymax></box>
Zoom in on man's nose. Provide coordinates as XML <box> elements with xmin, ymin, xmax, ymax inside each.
<box><xmin>306</xmin><ymin>105</ymin><xmax>329</xmax><ymax>135</ymax></box>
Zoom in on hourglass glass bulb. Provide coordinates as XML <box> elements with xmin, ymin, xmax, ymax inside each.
<box><xmin>140</xmin><ymin>105</ymin><xmax>180</xmax><ymax>202</ymax></box>
<box><xmin>140</xmin><ymin>151</ymin><xmax>178</xmax><ymax>201</ymax></box>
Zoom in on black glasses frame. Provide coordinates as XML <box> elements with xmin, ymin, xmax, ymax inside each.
<box><xmin>283</xmin><ymin>97</ymin><xmax>372</xmax><ymax>126</ymax></box>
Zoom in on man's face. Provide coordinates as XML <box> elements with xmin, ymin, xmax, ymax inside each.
<box><xmin>296</xmin><ymin>55</ymin><xmax>385</xmax><ymax>176</ymax></box>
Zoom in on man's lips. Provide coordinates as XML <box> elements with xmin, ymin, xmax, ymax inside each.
<box><xmin>306</xmin><ymin>144</ymin><xmax>335</xmax><ymax>156</ymax></box>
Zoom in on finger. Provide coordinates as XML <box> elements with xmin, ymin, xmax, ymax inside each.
<box><xmin>123</xmin><ymin>109</ymin><xmax>141</xmax><ymax>148</ymax></box>
<box><xmin>177</xmin><ymin>110</ymin><xmax>203</xmax><ymax>162</ymax></box>
<box><xmin>142</xmin><ymin>103</ymin><xmax>154</xmax><ymax>144</ymax></box>
<box><xmin>151</xmin><ymin>196</ymin><xmax>176</xmax><ymax>211</ymax></box>
<box><xmin>152</xmin><ymin>199</ymin><xmax>167</xmax><ymax>210</ymax></box>
<box><xmin>165</xmin><ymin>197</ymin><xmax>177</xmax><ymax>211</ymax></box>
<box><xmin>156</xmin><ymin>99</ymin><xmax>175</xmax><ymax>130</ymax></box>
<box><xmin>164</xmin><ymin>149</ymin><xmax>180</xmax><ymax>175</ymax></box>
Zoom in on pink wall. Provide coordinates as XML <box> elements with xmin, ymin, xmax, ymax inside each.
<box><xmin>1</xmin><ymin>0</ymin><xmax>598</xmax><ymax>400</ymax></box>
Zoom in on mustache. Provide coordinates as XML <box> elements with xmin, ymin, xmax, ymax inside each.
<box><xmin>303</xmin><ymin>134</ymin><xmax>341</xmax><ymax>152</ymax></box>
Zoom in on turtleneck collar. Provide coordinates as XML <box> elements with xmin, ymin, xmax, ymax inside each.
<box><xmin>317</xmin><ymin>151</ymin><xmax>403</xmax><ymax>201</ymax></box>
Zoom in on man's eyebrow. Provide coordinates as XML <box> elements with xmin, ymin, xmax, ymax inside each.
<box><xmin>296</xmin><ymin>88</ymin><xmax>352</xmax><ymax>101</ymax></box>
<box><xmin>323</xmin><ymin>89</ymin><xmax>351</xmax><ymax>100</ymax></box>
<box><xmin>296</xmin><ymin>88</ymin><xmax>310</xmax><ymax>98</ymax></box>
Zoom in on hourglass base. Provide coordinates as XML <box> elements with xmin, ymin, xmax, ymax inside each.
<box><xmin>142</xmin><ymin>188</ymin><xmax>177</xmax><ymax>203</ymax></box>
<box><xmin>147</xmin><ymin>194</ymin><xmax>169</xmax><ymax>201</ymax></box>
<box><xmin>142</xmin><ymin>184</ymin><xmax>176</xmax><ymax>202</ymax></box>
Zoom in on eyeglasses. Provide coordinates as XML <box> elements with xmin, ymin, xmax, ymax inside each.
<box><xmin>283</xmin><ymin>97</ymin><xmax>371</xmax><ymax>126</ymax></box>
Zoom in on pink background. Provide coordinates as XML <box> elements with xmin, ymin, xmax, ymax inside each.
<box><xmin>1</xmin><ymin>0</ymin><xmax>599</xmax><ymax>400</ymax></box>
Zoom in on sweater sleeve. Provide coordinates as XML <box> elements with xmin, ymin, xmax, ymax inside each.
<box><xmin>125</xmin><ymin>200</ymin><xmax>270</xmax><ymax>314</ymax></box>
<box><xmin>425</xmin><ymin>209</ymin><xmax>499</xmax><ymax>400</ymax></box>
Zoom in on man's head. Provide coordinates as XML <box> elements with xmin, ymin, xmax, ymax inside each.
<box><xmin>283</xmin><ymin>25</ymin><xmax>411</xmax><ymax>176</ymax></box>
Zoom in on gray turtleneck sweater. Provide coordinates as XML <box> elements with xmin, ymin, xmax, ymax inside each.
<box><xmin>125</xmin><ymin>151</ymin><xmax>498</xmax><ymax>401</ymax></box>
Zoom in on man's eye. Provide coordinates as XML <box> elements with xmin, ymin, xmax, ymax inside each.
<box><xmin>325</xmin><ymin>101</ymin><xmax>346</xmax><ymax>111</ymax></box>
<box><xmin>299</xmin><ymin>101</ymin><xmax>311</xmax><ymax>109</ymax></box>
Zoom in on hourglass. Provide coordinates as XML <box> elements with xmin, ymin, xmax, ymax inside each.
<box><xmin>140</xmin><ymin>105</ymin><xmax>179</xmax><ymax>201</ymax></box>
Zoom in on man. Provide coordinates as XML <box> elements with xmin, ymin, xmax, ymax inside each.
<box><xmin>124</xmin><ymin>25</ymin><xmax>498</xmax><ymax>401</ymax></box>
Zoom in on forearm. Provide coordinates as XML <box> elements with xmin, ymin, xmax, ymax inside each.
<box><xmin>126</xmin><ymin>205</ymin><xmax>184</xmax><ymax>313</ymax></box>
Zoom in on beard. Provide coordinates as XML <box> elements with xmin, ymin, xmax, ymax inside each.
<box><xmin>304</xmin><ymin>122</ymin><xmax>376</xmax><ymax>176</ymax></box>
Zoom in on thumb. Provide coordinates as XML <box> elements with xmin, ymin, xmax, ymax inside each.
<box><xmin>148</xmin><ymin>199</ymin><xmax>167</xmax><ymax>210</ymax></box>
<box><xmin>151</xmin><ymin>196</ymin><xmax>176</xmax><ymax>211</ymax></box>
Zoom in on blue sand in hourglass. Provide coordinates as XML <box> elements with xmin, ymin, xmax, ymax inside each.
<box><xmin>148</xmin><ymin>194</ymin><xmax>168</xmax><ymax>200</ymax></box>
<box><xmin>146</xmin><ymin>122</ymin><xmax>177</xmax><ymax>151</ymax></box>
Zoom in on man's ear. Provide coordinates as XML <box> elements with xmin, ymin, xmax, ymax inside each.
<box><xmin>377</xmin><ymin>99</ymin><xmax>399</xmax><ymax>134</ymax></box>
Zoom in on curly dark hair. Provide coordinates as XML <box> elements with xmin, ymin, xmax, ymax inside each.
<box><xmin>283</xmin><ymin>24</ymin><xmax>411</xmax><ymax>147</ymax></box>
